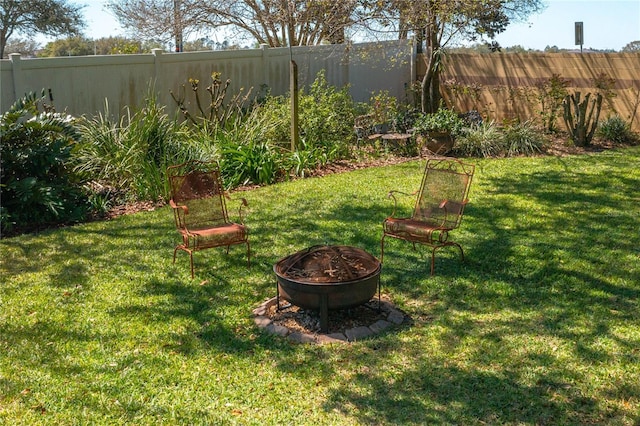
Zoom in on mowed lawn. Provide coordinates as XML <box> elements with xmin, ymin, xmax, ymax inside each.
<box><xmin>1</xmin><ymin>147</ymin><xmax>639</xmax><ymax>425</ymax></box>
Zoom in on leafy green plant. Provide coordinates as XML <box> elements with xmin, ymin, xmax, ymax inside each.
<box><xmin>502</xmin><ymin>120</ymin><xmax>548</xmax><ymax>156</ymax></box>
<box><xmin>217</xmin><ymin>109</ymin><xmax>284</xmax><ymax>187</ymax></box>
<box><xmin>215</xmin><ymin>70</ymin><xmax>353</xmax><ymax>186</ymax></box>
<box><xmin>0</xmin><ymin>91</ymin><xmax>88</xmax><ymax>234</ymax></box>
<box><xmin>299</xmin><ymin>70</ymin><xmax>356</xmax><ymax>151</ymax></box>
<box><xmin>220</xmin><ymin>137</ymin><xmax>282</xmax><ymax>187</ymax></box>
<box><xmin>413</xmin><ymin>107</ymin><xmax>465</xmax><ymax>136</ymax></box>
<box><xmin>392</xmin><ymin>107</ymin><xmax>421</xmax><ymax>133</ymax></box>
<box><xmin>451</xmin><ymin>120</ymin><xmax>504</xmax><ymax>157</ymax></box>
<box><xmin>285</xmin><ymin>142</ymin><xmax>330</xmax><ymax>178</ymax></box>
<box><xmin>597</xmin><ymin>115</ymin><xmax>637</xmax><ymax>144</ymax></box>
<box><xmin>75</xmin><ymin>94</ymin><xmax>196</xmax><ymax>203</ymax></box>
<box><xmin>535</xmin><ymin>73</ymin><xmax>571</xmax><ymax>133</ymax></box>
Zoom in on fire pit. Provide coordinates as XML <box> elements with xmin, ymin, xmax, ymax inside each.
<box><xmin>273</xmin><ymin>245</ymin><xmax>381</xmax><ymax>333</ymax></box>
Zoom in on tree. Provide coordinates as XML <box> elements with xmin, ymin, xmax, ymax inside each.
<box><xmin>372</xmin><ymin>0</ymin><xmax>544</xmax><ymax>113</ymax></box>
<box><xmin>621</xmin><ymin>40</ymin><xmax>640</xmax><ymax>52</ymax></box>
<box><xmin>0</xmin><ymin>0</ymin><xmax>85</xmax><ymax>58</ymax></box>
<box><xmin>107</xmin><ymin>0</ymin><xmax>360</xmax><ymax>49</ymax></box>
<box><xmin>199</xmin><ymin>0</ymin><xmax>360</xmax><ymax>47</ymax></box>
<box><xmin>2</xmin><ymin>37</ymin><xmax>39</xmax><ymax>58</ymax></box>
<box><xmin>94</xmin><ymin>36</ymin><xmax>142</xmax><ymax>54</ymax></box>
<box><xmin>106</xmin><ymin>0</ymin><xmax>211</xmax><ymax>52</ymax></box>
<box><xmin>106</xmin><ymin>0</ymin><xmax>543</xmax><ymax>113</ymax></box>
<box><xmin>38</xmin><ymin>36</ymin><xmax>94</xmax><ymax>57</ymax></box>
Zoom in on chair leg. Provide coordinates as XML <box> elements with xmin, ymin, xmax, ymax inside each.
<box><xmin>431</xmin><ymin>243</ymin><xmax>465</xmax><ymax>275</ymax></box>
<box><xmin>430</xmin><ymin>248</ymin><xmax>436</xmax><ymax>276</ymax></box>
<box><xmin>380</xmin><ymin>235</ymin><xmax>386</xmax><ymax>264</ymax></box>
<box><xmin>246</xmin><ymin>241</ymin><xmax>251</xmax><ymax>267</ymax></box>
<box><xmin>455</xmin><ymin>243</ymin><xmax>465</xmax><ymax>261</ymax></box>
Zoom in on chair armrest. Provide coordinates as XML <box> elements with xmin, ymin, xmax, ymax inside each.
<box><xmin>169</xmin><ymin>199</ymin><xmax>189</xmax><ymax>215</ymax></box>
<box><xmin>224</xmin><ymin>192</ymin><xmax>249</xmax><ymax>224</ymax></box>
<box><xmin>386</xmin><ymin>190</ymin><xmax>416</xmax><ymax>218</ymax></box>
<box><xmin>237</xmin><ymin>198</ymin><xmax>248</xmax><ymax>224</ymax></box>
<box><xmin>437</xmin><ymin>199</ymin><xmax>469</xmax><ymax>227</ymax></box>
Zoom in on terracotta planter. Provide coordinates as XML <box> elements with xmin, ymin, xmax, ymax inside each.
<box><xmin>417</xmin><ymin>131</ymin><xmax>454</xmax><ymax>154</ymax></box>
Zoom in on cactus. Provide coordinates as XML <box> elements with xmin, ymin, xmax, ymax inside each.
<box><xmin>562</xmin><ymin>92</ymin><xmax>603</xmax><ymax>146</ymax></box>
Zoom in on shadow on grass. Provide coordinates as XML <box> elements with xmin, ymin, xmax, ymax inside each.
<box><xmin>313</xmin><ymin>152</ymin><xmax>640</xmax><ymax>423</ymax></box>
<box><xmin>323</xmin><ymin>361</ymin><xmax>591</xmax><ymax>424</ymax></box>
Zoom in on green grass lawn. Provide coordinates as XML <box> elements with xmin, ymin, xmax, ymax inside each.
<box><xmin>2</xmin><ymin>148</ymin><xmax>639</xmax><ymax>425</ymax></box>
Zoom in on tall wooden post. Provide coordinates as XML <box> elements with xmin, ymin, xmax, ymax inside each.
<box><xmin>290</xmin><ymin>59</ymin><xmax>299</xmax><ymax>151</ymax></box>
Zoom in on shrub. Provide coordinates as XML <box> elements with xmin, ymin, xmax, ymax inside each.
<box><xmin>392</xmin><ymin>107</ymin><xmax>421</xmax><ymax>133</ymax></box>
<box><xmin>367</xmin><ymin>90</ymin><xmax>398</xmax><ymax>127</ymax></box>
<box><xmin>0</xmin><ymin>91</ymin><xmax>88</xmax><ymax>234</ymax></box>
<box><xmin>535</xmin><ymin>73</ymin><xmax>571</xmax><ymax>133</ymax></box>
<box><xmin>170</xmin><ymin>72</ymin><xmax>253</xmax><ymax>131</ymax></box>
<box><xmin>597</xmin><ymin>115</ymin><xmax>637</xmax><ymax>144</ymax></box>
<box><xmin>452</xmin><ymin>121</ymin><xmax>504</xmax><ymax>157</ymax></box>
<box><xmin>502</xmin><ymin>120</ymin><xmax>547</xmax><ymax>156</ymax></box>
<box><xmin>217</xmin><ymin>70</ymin><xmax>354</xmax><ymax>186</ymax></box>
<box><xmin>413</xmin><ymin>108</ymin><xmax>466</xmax><ymax>136</ymax></box>
<box><xmin>299</xmin><ymin>70</ymin><xmax>355</xmax><ymax>153</ymax></box>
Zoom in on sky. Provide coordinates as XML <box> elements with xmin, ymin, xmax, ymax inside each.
<box><xmin>37</xmin><ymin>0</ymin><xmax>640</xmax><ymax>51</ymax></box>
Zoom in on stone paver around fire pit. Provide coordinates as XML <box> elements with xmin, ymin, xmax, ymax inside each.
<box><xmin>252</xmin><ymin>294</ymin><xmax>410</xmax><ymax>344</ymax></box>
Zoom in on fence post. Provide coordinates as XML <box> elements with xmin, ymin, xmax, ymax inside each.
<box><xmin>9</xmin><ymin>53</ymin><xmax>23</xmax><ymax>104</ymax></box>
<box><xmin>152</xmin><ymin>48</ymin><xmax>165</xmax><ymax>103</ymax></box>
<box><xmin>260</xmin><ymin>44</ymin><xmax>269</xmax><ymax>93</ymax></box>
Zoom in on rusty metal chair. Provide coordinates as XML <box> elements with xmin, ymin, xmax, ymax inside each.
<box><xmin>168</xmin><ymin>160</ymin><xmax>250</xmax><ymax>278</ymax></box>
<box><xmin>380</xmin><ymin>157</ymin><xmax>475</xmax><ymax>275</ymax></box>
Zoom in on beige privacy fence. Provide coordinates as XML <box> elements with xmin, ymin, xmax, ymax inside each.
<box><xmin>0</xmin><ymin>40</ymin><xmax>414</xmax><ymax>118</ymax></box>
<box><xmin>423</xmin><ymin>52</ymin><xmax>640</xmax><ymax>132</ymax></box>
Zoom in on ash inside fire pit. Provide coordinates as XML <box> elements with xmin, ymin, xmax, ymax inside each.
<box><xmin>276</xmin><ymin>245</ymin><xmax>379</xmax><ymax>282</ymax></box>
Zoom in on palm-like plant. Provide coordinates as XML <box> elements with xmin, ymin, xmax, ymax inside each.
<box><xmin>0</xmin><ymin>91</ymin><xmax>87</xmax><ymax>233</ymax></box>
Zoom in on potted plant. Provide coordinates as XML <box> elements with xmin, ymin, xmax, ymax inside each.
<box><xmin>413</xmin><ymin>108</ymin><xmax>465</xmax><ymax>154</ymax></box>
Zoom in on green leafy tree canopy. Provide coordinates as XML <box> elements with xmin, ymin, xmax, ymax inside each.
<box><xmin>0</xmin><ymin>0</ymin><xmax>85</xmax><ymax>57</ymax></box>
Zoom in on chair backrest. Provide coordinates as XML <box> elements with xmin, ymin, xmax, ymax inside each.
<box><xmin>167</xmin><ymin>160</ymin><xmax>229</xmax><ymax>228</ymax></box>
<box><xmin>412</xmin><ymin>157</ymin><xmax>475</xmax><ymax>230</ymax></box>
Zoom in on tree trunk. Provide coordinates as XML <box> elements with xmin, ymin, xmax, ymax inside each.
<box><xmin>421</xmin><ymin>27</ymin><xmax>442</xmax><ymax>114</ymax></box>
<box><xmin>0</xmin><ymin>29</ymin><xmax>7</xmax><ymax>58</ymax></box>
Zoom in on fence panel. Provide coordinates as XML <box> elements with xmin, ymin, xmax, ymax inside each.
<box><xmin>425</xmin><ymin>52</ymin><xmax>640</xmax><ymax>131</ymax></box>
<box><xmin>1</xmin><ymin>41</ymin><xmax>413</xmax><ymax>118</ymax></box>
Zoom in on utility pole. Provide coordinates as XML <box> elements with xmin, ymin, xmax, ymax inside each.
<box><xmin>174</xmin><ymin>0</ymin><xmax>183</xmax><ymax>52</ymax></box>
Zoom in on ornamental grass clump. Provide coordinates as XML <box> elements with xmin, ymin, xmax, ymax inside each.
<box><xmin>75</xmin><ymin>95</ymin><xmax>194</xmax><ymax>203</ymax></box>
<box><xmin>597</xmin><ymin>115</ymin><xmax>638</xmax><ymax>144</ymax></box>
<box><xmin>451</xmin><ymin>120</ymin><xmax>504</xmax><ymax>157</ymax></box>
<box><xmin>502</xmin><ymin>120</ymin><xmax>548</xmax><ymax>156</ymax></box>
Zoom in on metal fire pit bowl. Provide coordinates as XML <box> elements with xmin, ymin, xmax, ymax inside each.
<box><xmin>273</xmin><ymin>245</ymin><xmax>381</xmax><ymax>333</ymax></box>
